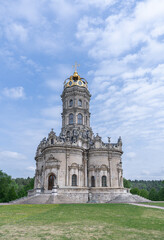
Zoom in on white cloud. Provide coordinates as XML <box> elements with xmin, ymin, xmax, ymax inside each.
<box><xmin>26</xmin><ymin>166</ymin><xmax>35</xmax><ymax>171</ymax></box>
<box><xmin>2</xmin><ymin>87</ymin><xmax>25</xmax><ymax>99</ymax></box>
<box><xmin>0</xmin><ymin>1</ymin><xmax>61</xmax><ymax>54</ymax></box>
<box><xmin>90</xmin><ymin>62</ymin><xmax>164</xmax><ymax>149</ymax></box>
<box><xmin>46</xmin><ymin>79</ymin><xmax>63</xmax><ymax>92</ymax></box>
<box><xmin>41</xmin><ymin>106</ymin><xmax>62</xmax><ymax>118</ymax></box>
<box><xmin>50</xmin><ymin>0</ymin><xmax>79</xmax><ymax>20</ymax></box>
<box><xmin>126</xmin><ymin>152</ymin><xmax>136</xmax><ymax>159</ymax></box>
<box><xmin>0</xmin><ymin>0</ymin><xmax>42</xmax><ymax>25</ymax></box>
<box><xmin>20</xmin><ymin>56</ymin><xmax>41</xmax><ymax>72</ymax></box>
<box><xmin>76</xmin><ymin>17</ymin><xmax>103</xmax><ymax>47</ymax></box>
<box><xmin>6</xmin><ymin>23</ymin><xmax>28</xmax><ymax>43</ymax></box>
<box><xmin>79</xmin><ymin>1</ymin><xmax>164</xmax><ymax>155</ymax></box>
<box><xmin>77</xmin><ymin>0</ymin><xmax>117</xmax><ymax>9</ymax></box>
<box><xmin>0</xmin><ymin>151</ymin><xmax>26</xmax><ymax>160</ymax></box>
<box><xmin>76</xmin><ymin>0</ymin><xmax>164</xmax><ymax>62</ymax></box>
<box><xmin>45</xmin><ymin>64</ymin><xmax>73</xmax><ymax>91</ymax></box>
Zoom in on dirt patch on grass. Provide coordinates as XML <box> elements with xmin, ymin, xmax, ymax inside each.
<box><xmin>0</xmin><ymin>223</ymin><xmax>163</xmax><ymax>240</ymax></box>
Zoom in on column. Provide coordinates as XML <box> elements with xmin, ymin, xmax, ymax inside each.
<box><xmin>78</xmin><ymin>167</ymin><xmax>80</xmax><ymax>187</ymax></box>
<box><xmin>83</xmin><ymin>151</ymin><xmax>88</xmax><ymax>187</ymax></box>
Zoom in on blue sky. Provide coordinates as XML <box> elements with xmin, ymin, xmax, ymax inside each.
<box><xmin>0</xmin><ymin>0</ymin><xmax>164</xmax><ymax>180</ymax></box>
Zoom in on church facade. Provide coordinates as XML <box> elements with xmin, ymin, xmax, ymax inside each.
<box><xmin>33</xmin><ymin>69</ymin><xmax>128</xmax><ymax>203</ymax></box>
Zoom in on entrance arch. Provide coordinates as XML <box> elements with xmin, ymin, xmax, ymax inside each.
<box><xmin>48</xmin><ymin>174</ymin><xmax>56</xmax><ymax>190</ymax></box>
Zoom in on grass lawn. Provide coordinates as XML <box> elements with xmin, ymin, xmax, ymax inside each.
<box><xmin>0</xmin><ymin>204</ymin><xmax>164</xmax><ymax>240</ymax></box>
<box><xmin>141</xmin><ymin>202</ymin><xmax>164</xmax><ymax>207</ymax></box>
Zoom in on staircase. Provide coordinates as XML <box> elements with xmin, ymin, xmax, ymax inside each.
<box><xmin>11</xmin><ymin>194</ymin><xmax>51</xmax><ymax>204</ymax></box>
<box><xmin>10</xmin><ymin>193</ymin><xmax>79</xmax><ymax>204</ymax></box>
<box><xmin>108</xmin><ymin>193</ymin><xmax>151</xmax><ymax>203</ymax></box>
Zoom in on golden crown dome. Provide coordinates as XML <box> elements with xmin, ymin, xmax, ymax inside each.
<box><xmin>64</xmin><ymin>71</ymin><xmax>88</xmax><ymax>89</ymax></box>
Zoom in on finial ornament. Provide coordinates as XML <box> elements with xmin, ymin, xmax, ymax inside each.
<box><xmin>72</xmin><ymin>62</ymin><xmax>80</xmax><ymax>72</ymax></box>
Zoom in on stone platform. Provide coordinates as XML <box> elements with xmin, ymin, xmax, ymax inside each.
<box><xmin>9</xmin><ymin>187</ymin><xmax>150</xmax><ymax>204</ymax></box>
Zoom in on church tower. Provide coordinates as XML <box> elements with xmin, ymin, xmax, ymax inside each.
<box><xmin>60</xmin><ymin>66</ymin><xmax>93</xmax><ymax>145</ymax></box>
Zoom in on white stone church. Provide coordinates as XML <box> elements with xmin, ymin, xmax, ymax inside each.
<box><xmin>30</xmin><ymin>67</ymin><xmax>131</xmax><ymax>203</ymax></box>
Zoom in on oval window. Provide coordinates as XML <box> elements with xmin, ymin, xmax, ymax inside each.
<box><xmin>78</xmin><ymin>81</ymin><xmax>82</xmax><ymax>86</ymax></box>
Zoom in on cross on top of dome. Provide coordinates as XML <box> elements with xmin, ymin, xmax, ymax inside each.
<box><xmin>72</xmin><ymin>62</ymin><xmax>80</xmax><ymax>73</ymax></box>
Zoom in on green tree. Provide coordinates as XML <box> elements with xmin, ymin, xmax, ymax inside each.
<box><xmin>139</xmin><ymin>189</ymin><xmax>149</xmax><ymax>199</ymax></box>
<box><xmin>123</xmin><ymin>178</ymin><xmax>131</xmax><ymax>188</ymax></box>
<box><xmin>23</xmin><ymin>177</ymin><xmax>34</xmax><ymax>195</ymax></box>
<box><xmin>8</xmin><ymin>186</ymin><xmax>18</xmax><ymax>201</ymax></box>
<box><xmin>158</xmin><ymin>188</ymin><xmax>164</xmax><ymax>201</ymax></box>
<box><xmin>148</xmin><ymin>188</ymin><xmax>158</xmax><ymax>201</ymax></box>
<box><xmin>17</xmin><ymin>187</ymin><xmax>26</xmax><ymax>198</ymax></box>
<box><xmin>0</xmin><ymin>170</ymin><xmax>12</xmax><ymax>202</ymax></box>
<box><xmin>130</xmin><ymin>188</ymin><xmax>140</xmax><ymax>195</ymax></box>
<box><xmin>0</xmin><ymin>170</ymin><xmax>35</xmax><ymax>202</ymax></box>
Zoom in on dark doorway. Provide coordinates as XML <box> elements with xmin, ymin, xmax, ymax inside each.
<box><xmin>48</xmin><ymin>174</ymin><xmax>56</xmax><ymax>190</ymax></box>
<box><xmin>91</xmin><ymin>176</ymin><xmax>95</xmax><ymax>187</ymax></box>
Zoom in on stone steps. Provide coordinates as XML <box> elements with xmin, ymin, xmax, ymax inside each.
<box><xmin>108</xmin><ymin>193</ymin><xmax>151</xmax><ymax>203</ymax></box>
<box><xmin>11</xmin><ymin>194</ymin><xmax>50</xmax><ymax>204</ymax></box>
<box><xmin>11</xmin><ymin>194</ymin><xmax>75</xmax><ymax>205</ymax></box>
<box><xmin>10</xmin><ymin>195</ymin><xmax>37</xmax><ymax>204</ymax></box>
<box><xmin>14</xmin><ymin>193</ymin><xmax>82</xmax><ymax>204</ymax></box>
<box><xmin>22</xmin><ymin>194</ymin><xmax>51</xmax><ymax>204</ymax></box>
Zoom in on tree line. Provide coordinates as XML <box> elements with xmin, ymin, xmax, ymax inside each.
<box><xmin>0</xmin><ymin>170</ymin><xmax>164</xmax><ymax>202</ymax></box>
<box><xmin>0</xmin><ymin>170</ymin><xmax>34</xmax><ymax>203</ymax></box>
<box><xmin>124</xmin><ymin>179</ymin><xmax>164</xmax><ymax>201</ymax></box>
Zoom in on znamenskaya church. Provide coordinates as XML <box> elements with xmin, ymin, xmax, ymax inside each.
<box><xmin>30</xmin><ymin>67</ymin><xmax>130</xmax><ymax>204</ymax></box>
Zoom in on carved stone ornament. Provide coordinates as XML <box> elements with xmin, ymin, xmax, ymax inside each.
<box><xmin>46</xmin><ymin>154</ymin><xmax>59</xmax><ymax>162</ymax></box>
<box><xmin>45</xmin><ymin>154</ymin><xmax>61</xmax><ymax>169</ymax></box>
<box><xmin>68</xmin><ymin>162</ymin><xmax>79</xmax><ymax>170</ymax></box>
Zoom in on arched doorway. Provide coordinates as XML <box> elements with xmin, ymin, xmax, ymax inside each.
<box><xmin>48</xmin><ymin>174</ymin><xmax>56</xmax><ymax>190</ymax></box>
<box><xmin>91</xmin><ymin>176</ymin><xmax>95</xmax><ymax>187</ymax></box>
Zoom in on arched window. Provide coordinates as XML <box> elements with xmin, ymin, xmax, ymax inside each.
<box><xmin>72</xmin><ymin>174</ymin><xmax>77</xmax><ymax>186</ymax></box>
<box><xmin>102</xmin><ymin>176</ymin><xmax>107</xmax><ymax>187</ymax></box>
<box><xmin>69</xmin><ymin>113</ymin><xmax>74</xmax><ymax>125</ymax></box>
<box><xmin>91</xmin><ymin>176</ymin><xmax>95</xmax><ymax>187</ymax></box>
<box><xmin>51</xmin><ymin>138</ymin><xmax>54</xmax><ymax>144</ymax></box>
<box><xmin>69</xmin><ymin>99</ymin><xmax>73</xmax><ymax>107</ymax></box>
<box><xmin>48</xmin><ymin>174</ymin><xmax>56</xmax><ymax>190</ymax></box>
<box><xmin>78</xmin><ymin>99</ymin><xmax>82</xmax><ymax>107</ymax></box>
<box><xmin>78</xmin><ymin>113</ymin><xmax>83</xmax><ymax>124</ymax></box>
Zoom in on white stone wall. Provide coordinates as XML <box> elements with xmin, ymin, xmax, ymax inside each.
<box><xmin>35</xmin><ymin>146</ymin><xmax>85</xmax><ymax>190</ymax></box>
<box><xmin>35</xmin><ymin>145</ymin><xmax>123</xmax><ymax>191</ymax></box>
